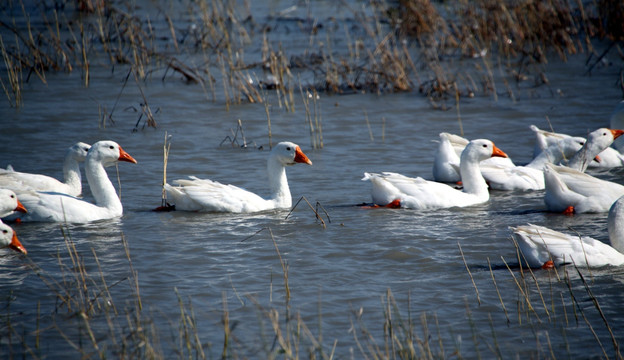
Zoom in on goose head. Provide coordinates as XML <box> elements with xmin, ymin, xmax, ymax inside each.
<box><xmin>461</xmin><ymin>139</ymin><xmax>508</xmax><ymax>163</ymax></box>
<box><xmin>68</xmin><ymin>142</ymin><xmax>92</xmax><ymax>162</ymax></box>
<box><xmin>87</xmin><ymin>140</ymin><xmax>137</xmax><ymax>167</ymax></box>
<box><xmin>271</xmin><ymin>142</ymin><xmax>312</xmax><ymax>166</ymax></box>
<box><xmin>0</xmin><ymin>189</ymin><xmax>27</xmax><ymax>216</ymax></box>
<box><xmin>587</xmin><ymin>128</ymin><xmax>624</xmax><ymax>152</ymax></box>
<box><xmin>0</xmin><ymin>222</ymin><xmax>26</xmax><ymax>254</ymax></box>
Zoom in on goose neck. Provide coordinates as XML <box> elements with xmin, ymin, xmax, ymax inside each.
<box><xmin>460</xmin><ymin>156</ymin><xmax>489</xmax><ymax>196</ymax></box>
<box><xmin>267</xmin><ymin>158</ymin><xmax>291</xmax><ymax>208</ymax></box>
<box><xmin>85</xmin><ymin>157</ymin><xmax>122</xmax><ymax>211</ymax></box>
<box><xmin>62</xmin><ymin>154</ymin><xmax>82</xmax><ymax>191</ymax></box>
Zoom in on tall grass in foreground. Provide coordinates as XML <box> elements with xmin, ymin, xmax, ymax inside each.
<box><xmin>1</xmin><ymin>222</ymin><xmax>621</xmax><ymax>359</ymax></box>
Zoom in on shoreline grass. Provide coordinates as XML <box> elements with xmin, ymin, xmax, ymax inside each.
<box><xmin>0</xmin><ymin>0</ymin><xmax>621</xmax><ymax>112</ymax></box>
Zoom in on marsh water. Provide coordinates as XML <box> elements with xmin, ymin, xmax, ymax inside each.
<box><xmin>1</xmin><ymin>1</ymin><xmax>624</xmax><ymax>358</ymax></box>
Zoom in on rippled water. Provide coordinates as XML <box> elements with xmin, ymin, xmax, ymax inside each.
<box><xmin>2</xmin><ymin>1</ymin><xmax>624</xmax><ymax>358</ymax></box>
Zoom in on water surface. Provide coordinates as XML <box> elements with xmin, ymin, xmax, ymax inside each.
<box><xmin>1</xmin><ymin>1</ymin><xmax>624</xmax><ymax>358</ymax></box>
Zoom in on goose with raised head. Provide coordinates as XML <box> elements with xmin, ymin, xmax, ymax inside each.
<box><xmin>532</xmin><ymin>126</ymin><xmax>624</xmax><ymax>170</ymax></box>
<box><xmin>0</xmin><ymin>142</ymin><xmax>91</xmax><ymax>197</ymax></box>
<box><xmin>543</xmin><ymin>163</ymin><xmax>624</xmax><ymax>213</ymax></box>
<box><xmin>0</xmin><ymin>222</ymin><xmax>26</xmax><ymax>254</ymax></box>
<box><xmin>566</xmin><ymin>128</ymin><xmax>624</xmax><ymax>171</ymax></box>
<box><xmin>480</xmin><ymin>136</ymin><xmax>585</xmax><ymax>191</ymax></box>
<box><xmin>364</xmin><ymin>139</ymin><xmax>508</xmax><ymax>209</ymax></box>
<box><xmin>511</xmin><ymin>195</ymin><xmax>624</xmax><ymax>268</ymax></box>
<box><xmin>5</xmin><ymin>141</ymin><xmax>137</xmax><ymax>223</ymax></box>
<box><xmin>165</xmin><ymin>141</ymin><xmax>312</xmax><ymax>213</ymax></box>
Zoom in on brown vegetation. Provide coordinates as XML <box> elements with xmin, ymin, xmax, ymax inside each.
<box><xmin>0</xmin><ymin>0</ymin><xmax>621</xmax><ymax>112</ymax></box>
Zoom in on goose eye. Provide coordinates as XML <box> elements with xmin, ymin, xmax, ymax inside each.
<box><xmin>2</xmin><ymin>230</ymin><xmax>7</xmax><ymax>234</ymax></box>
<box><xmin>10</xmin><ymin>195</ymin><xmax>14</xmax><ymax>199</ymax></box>
<box><xmin>482</xmin><ymin>144</ymin><xmax>488</xmax><ymax>148</ymax></box>
<box><xmin>109</xmin><ymin>146</ymin><xmax>115</xmax><ymax>149</ymax></box>
<box><xmin>286</xmin><ymin>147</ymin><xmax>291</xmax><ymax>151</ymax></box>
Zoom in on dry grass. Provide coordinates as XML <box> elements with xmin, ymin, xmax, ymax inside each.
<box><xmin>1</xmin><ymin>0</ymin><xmax>619</xmax><ymax>113</ymax></box>
<box><xmin>1</xmin><ymin>220</ymin><xmax>621</xmax><ymax>359</ymax></box>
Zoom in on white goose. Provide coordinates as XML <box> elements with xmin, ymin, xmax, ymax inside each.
<box><xmin>0</xmin><ymin>142</ymin><xmax>91</xmax><ymax>197</ymax></box>
<box><xmin>543</xmin><ymin>163</ymin><xmax>624</xmax><ymax>213</ymax></box>
<box><xmin>530</xmin><ymin>125</ymin><xmax>569</xmax><ymax>159</ymax></box>
<box><xmin>364</xmin><ymin>139</ymin><xmax>508</xmax><ymax>209</ymax></box>
<box><xmin>436</xmin><ymin>132</ymin><xmax>515</xmax><ymax>173</ymax></box>
<box><xmin>432</xmin><ymin>132</ymin><xmax>462</xmax><ymax>183</ymax></box>
<box><xmin>480</xmin><ymin>136</ymin><xmax>585</xmax><ymax>191</ymax></box>
<box><xmin>511</xmin><ymin>195</ymin><xmax>624</xmax><ymax>268</ymax></box>
<box><xmin>165</xmin><ymin>141</ymin><xmax>312</xmax><ymax>213</ymax></box>
<box><xmin>5</xmin><ymin>141</ymin><xmax>137</xmax><ymax>223</ymax></box>
<box><xmin>531</xmin><ymin>125</ymin><xmax>624</xmax><ymax>169</ymax></box>
<box><xmin>0</xmin><ymin>222</ymin><xmax>26</xmax><ymax>254</ymax></box>
<box><xmin>0</xmin><ymin>189</ymin><xmax>27</xmax><ymax>217</ymax></box>
<box><xmin>566</xmin><ymin>128</ymin><xmax>624</xmax><ymax>171</ymax></box>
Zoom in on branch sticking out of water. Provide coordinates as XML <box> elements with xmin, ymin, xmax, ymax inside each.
<box><xmin>458</xmin><ymin>242</ymin><xmax>480</xmax><ymax>306</ymax></box>
<box><xmin>156</xmin><ymin>132</ymin><xmax>175</xmax><ymax>211</ymax></box>
<box><xmin>285</xmin><ymin>196</ymin><xmax>329</xmax><ymax>228</ymax></box>
<box><xmin>220</xmin><ymin>119</ymin><xmax>252</xmax><ymax>148</ymax></box>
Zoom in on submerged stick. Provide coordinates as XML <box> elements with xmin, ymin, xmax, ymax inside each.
<box><xmin>574</xmin><ymin>266</ymin><xmax>620</xmax><ymax>357</ymax></box>
<box><xmin>285</xmin><ymin>196</ymin><xmax>327</xmax><ymax>228</ymax></box>
<box><xmin>487</xmin><ymin>257</ymin><xmax>509</xmax><ymax>324</ymax></box>
<box><xmin>458</xmin><ymin>242</ymin><xmax>480</xmax><ymax>305</ymax></box>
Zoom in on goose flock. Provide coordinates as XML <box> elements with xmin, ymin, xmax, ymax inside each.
<box><xmin>2</xmin><ymin>111</ymin><xmax>624</xmax><ymax>270</ymax></box>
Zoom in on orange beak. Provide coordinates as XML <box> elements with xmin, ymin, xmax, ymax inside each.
<box><xmin>610</xmin><ymin>129</ymin><xmax>624</xmax><ymax>140</ymax></box>
<box><xmin>294</xmin><ymin>146</ymin><xmax>313</xmax><ymax>165</ymax></box>
<box><xmin>14</xmin><ymin>200</ymin><xmax>27</xmax><ymax>213</ymax></box>
<box><xmin>9</xmin><ymin>231</ymin><xmax>26</xmax><ymax>254</ymax></box>
<box><xmin>491</xmin><ymin>143</ymin><xmax>508</xmax><ymax>158</ymax></box>
<box><xmin>594</xmin><ymin>155</ymin><xmax>602</xmax><ymax>163</ymax></box>
<box><xmin>118</xmin><ymin>146</ymin><xmax>138</xmax><ymax>164</ymax></box>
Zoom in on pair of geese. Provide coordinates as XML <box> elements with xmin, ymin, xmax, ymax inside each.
<box><xmin>1</xmin><ymin>129</ymin><xmax>623</xmax><ymax>268</ymax></box>
<box><xmin>0</xmin><ymin>141</ymin><xmax>138</xmax><ymax>254</ymax></box>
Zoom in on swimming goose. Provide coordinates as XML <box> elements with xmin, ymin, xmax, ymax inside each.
<box><xmin>480</xmin><ymin>136</ymin><xmax>585</xmax><ymax>191</ymax></box>
<box><xmin>165</xmin><ymin>141</ymin><xmax>312</xmax><ymax>213</ymax></box>
<box><xmin>0</xmin><ymin>222</ymin><xmax>26</xmax><ymax>254</ymax></box>
<box><xmin>543</xmin><ymin>163</ymin><xmax>624</xmax><ymax>213</ymax></box>
<box><xmin>5</xmin><ymin>141</ymin><xmax>137</xmax><ymax>223</ymax></box>
<box><xmin>530</xmin><ymin>125</ymin><xmax>569</xmax><ymax>159</ymax></box>
<box><xmin>364</xmin><ymin>139</ymin><xmax>508</xmax><ymax>209</ymax></box>
<box><xmin>566</xmin><ymin>128</ymin><xmax>624</xmax><ymax>171</ymax></box>
<box><xmin>531</xmin><ymin>125</ymin><xmax>624</xmax><ymax>169</ymax></box>
<box><xmin>0</xmin><ymin>142</ymin><xmax>91</xmax><ymax>197</ymax></box>
<box><xmin>432</xmin><ymin>132</ymin><xmax>462</xmax><ymax>183</ymax></box>
<box><xmin>511</xmin><ymin>195</ymin><xmax>624</xmax><ymax>267</ymax></box>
